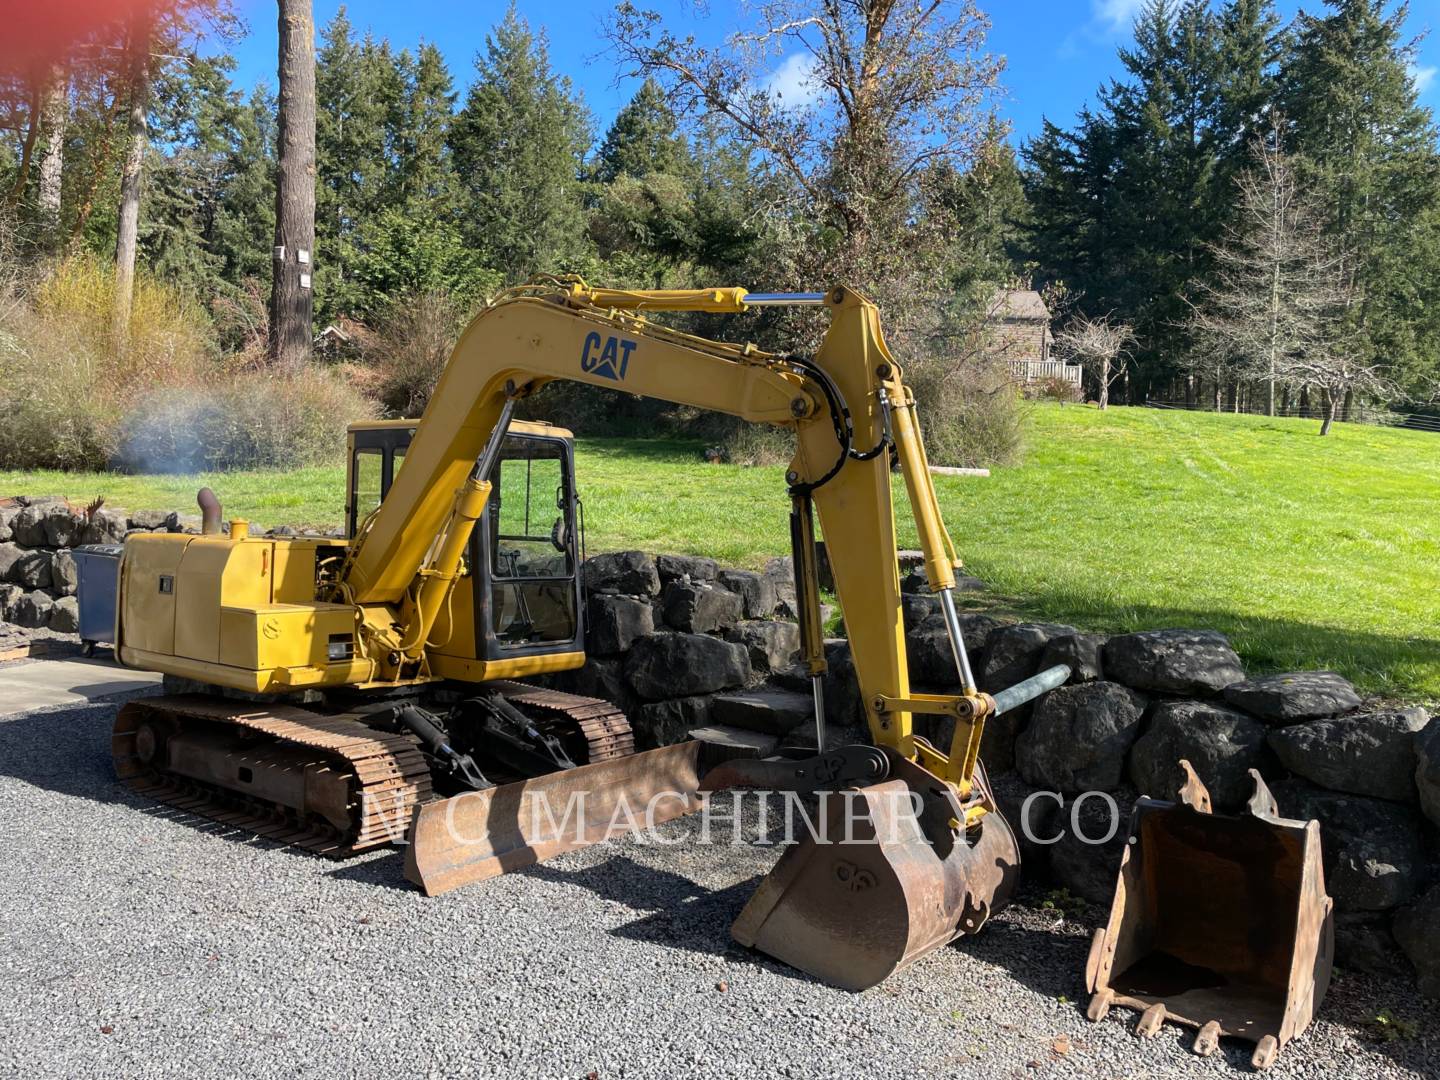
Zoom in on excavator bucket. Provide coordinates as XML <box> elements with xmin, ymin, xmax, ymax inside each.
<box><xmin>405</xmin><ymin>741</ymin><xmax>703</xmax><ymax>895</ymax></box>
<box><xmin>729</xmin><ymin>754</ymin><xmax>1021</xmax><ymax>991</ymax></box>
<box><xmin>1085</xmin><ymin>761</ymin><xmax>1334</xmax><ymax>1071</ymax></box>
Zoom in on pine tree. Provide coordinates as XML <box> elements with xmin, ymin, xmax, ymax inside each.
<box><xmin>1278</xmin><ymin>0</ymin><xmax>1440</xmax><ymax>391</ymax></box>
<box><xmin>394</xmin><ymin>42</ymin><xmax>457</xmax><ymax>211</ymax></box>
<box><xmin>448</xmin><ymin>8</ymin><xmax>591</xmax><ymax>282</ymax></box>
<box><xmin>595</xmin><ymin>78</ymin><xmax>688</xmax><ymax>183</ymax></box>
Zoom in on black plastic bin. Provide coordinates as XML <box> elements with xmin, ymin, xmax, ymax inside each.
<box><xmin>73</xmin><ymin>544</ymin><xmax>124</xmax><ymax>656</ymax></box>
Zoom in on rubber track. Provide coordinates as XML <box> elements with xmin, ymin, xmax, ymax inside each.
<box><xmin>113</xmin><ymin>695</ymin><xmax>433</xmax><ymax>856</ymax></box>
<box><xmin>491</xmin><ymin>681</ymin><xmax>635</xmax><ymax>762</ymax></box>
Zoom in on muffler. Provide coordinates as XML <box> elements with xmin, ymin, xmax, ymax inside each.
<box><xmin>1085</xmin><ymin>761</ymin><xmax>1334</xmax><ymax>1071</ymax></box>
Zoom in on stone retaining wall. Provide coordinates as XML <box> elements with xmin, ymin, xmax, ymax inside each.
<box><xmin>1</xmin><ymin>494</ymin><xmax>1434</xmax><ymax>994</ymax></box>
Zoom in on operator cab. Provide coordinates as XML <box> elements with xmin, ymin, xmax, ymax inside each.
<box><xmin>345</xmin><ymin>419</ymin><xmax>584</xmax><ymax>667</ymax></box>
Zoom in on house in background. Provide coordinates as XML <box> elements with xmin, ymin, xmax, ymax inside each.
<box><xmin>989</xmin><ymin>289</ymin><xmax>1081</xmax><ymax>388</ymax></box>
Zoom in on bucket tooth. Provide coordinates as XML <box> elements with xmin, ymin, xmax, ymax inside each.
<box><xmin>1193</xmin><ymin>1020</ymin><xmax>1222</xmax><ymax>1057</ymax></box>
<box><xmin>1086</xmin><ymin>989</ymin><xmax>1115</xmax><ymax>1024</ymax></box>
<box><xmin>729</xmin><ymin>755</ymin><xmax>1019</xmax><ymax>991</ymax></box>
<box><xmin>1135</xmin><ymin>1003</ymin><xmax>1167</xmax><ymax>1038</ymax></box>
<box><xmin>1252</xmin><ymin>1034</ymin><xmax>1279</xmax><ymax>1071</ymax></box>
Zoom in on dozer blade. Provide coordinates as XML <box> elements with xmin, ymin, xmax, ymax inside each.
<box><xmin>405</xmin><ymin>740</ymin><xmax>703</xmax><ymax>896</ymax></box>
<box><xmin>1085</xmin><ymin>761</ymin><xmax>1334</xmax><ymax>1072</ymax></box>
<box><xmin>730</xmin><ymin>755</ymin><xmax>1020</xmax><ymax>991</ymax></box>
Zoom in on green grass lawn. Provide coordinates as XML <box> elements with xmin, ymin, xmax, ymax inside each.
<box><xmin>5</xmin><ymin>404</ymin><xmax>1437</xmax><ymax>698</ymax></box>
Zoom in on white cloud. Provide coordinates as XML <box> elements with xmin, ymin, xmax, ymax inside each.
<box><xmin>1093</xmin><ymin>0</ymin><xmax>1145</xmax><ymax>34</ymax></box>
<box><xmin>1410</xmin><ymin>63</ymin><xmax>1438</xmax><ymax>95</ymax></box>
<box><xmin>761</xmin><ymin>53</ymin><xmax>821</xmax><ymax>109</ymax></box>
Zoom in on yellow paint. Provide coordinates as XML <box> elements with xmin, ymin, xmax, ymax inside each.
<box><xmin>119</xmin><ymin>280</ymin><xmax>993</xmax><ymax>795</ymax></box>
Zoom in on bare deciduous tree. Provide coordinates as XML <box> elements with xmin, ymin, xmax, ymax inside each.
<box><xmin>1054</xmin><ymin>314</ymin><xmax>1135</xmax><ymax>410</ymax></box>
<box><xmin>607</xmin><ymin>1</ymin><xmax>1003</xmax><ymax>313</ymax></box>
<box><xmin>1182</xmin><ymin>115</ymin><xmax>1389</xmax><ymax>433</ymax></box>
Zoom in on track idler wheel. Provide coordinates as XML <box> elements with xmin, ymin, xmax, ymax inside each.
<box><xmin>730</xmin><ymin>755</ymin><xmax>1020</xmax><ymax>991</ymax></box>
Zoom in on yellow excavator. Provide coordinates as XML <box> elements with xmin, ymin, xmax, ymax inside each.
<box><xmin>107</xmin><ymin>281</ymin><xmax>1331</xmax><ymax>1067</ymax></box>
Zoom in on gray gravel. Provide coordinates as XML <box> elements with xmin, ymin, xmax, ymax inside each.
<box><xmin>0</xmin><ymin>698</ymin><xmax>1433</xmax><ymax>1079</ymax></box>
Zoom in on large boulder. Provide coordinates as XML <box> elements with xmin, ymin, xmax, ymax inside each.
<box><xmin>0</xmin><ymin>542</ymin><xmax>25</xmax><ymax>582</ymax></box>
<box><xmin>585</xmin><ymin>594</ymin><xmax>654</xmax><ymax>656</ymax></box>
<box><xmin>822</xmin><ymin>638</ymin><xmax>865</xmax><ymax>735</ymax></box>
<box><xmin>128</xmin><ymin>509</ymin><xmax>178</xmax><ymax>532</ymax></box>
<box><xmin>13</xmin><ymin>550</ymin><xmax>53</xmax><ymax>590</ymax></box>
<box><xmin>1416</xmin><ymin>718</ymin><xmax>1440</xmax><ymax>829</ymax></box>
<box><xmin>1269</xmin><ymin>708</ymin><xmax>1430</xmax><ymax>802</ymax></box>
<box><xmin>724</xmin><ymin>619</ymin><xmax>799</xmax><ymax>674</ymax></box>
<box><xmin>661</xmin><ymin>581</ymin><xmax>744</xmax><ymax>634</ymax></box>
<box><xmin>11</xmin><ymin>590</ymin><xmax>54</xmax><ymax>628</ymax></box>
<box><xmin>1040</xmin><ymin>632</ymin><xmax>1107</xmax><ymax>684</ymax></box>
<box><xmin>762</xmin><ymin>556</ymin><xmax>797</xmax><ymax>610</ymax></box>
<box><xmin>690</xmin><ymin>725</ymin><xmax>779</xmax><ymax>769</ymax></box>
<box><xmin>10</xmin><ymin>505</ymin><xmax>49</xmax><ymax>547</ymax></box>
<box><xmin>979</xmin><ymin>622</ymin><xmax>1079</xmax><ymax>771</ymax></box>
<box><xmin>656</xmin><ymin>553</ymin><xmax>718</xmax><ymax>586</ymax></box>
<box><xmin>623</xmin><ymin>633</ymin><xmax>750</xmax><ymax>701</ymax></box>
<box><xmin>582</xmin><ymin>551</ymin><xmax>660</xmax><ymax>597</ymax></box>
<box><xmin>906</xmin><ymin>612</ymin><xmax>1003</xmax><ymax>687</ymax></box>
<box><xmin>80</xmin><ymin>509</ymin><xmax>128</xmax><ymax>545</ymax></box>
<box><xmin>1047</xmin><ymin>787</ymin><xmax>1138</xmax><ymax>904</ymax></box>
<box><xmin>711</xmin><ymin>688</ymin><xmax>814</xmax><ymax>736</ymax></box>
<box><xmin>1016</xmin><ymin>681</ymin><xmax>1148</xmax><ymax>793</ymax></box>
<box><xmin>50</xmin><ymin>550</ymin><xmax>78</xmax><ymax>597</ymax></box>
<box><xmin>1223</xmin><ymin>671</ymin><xmax>1362</xmax><ymax>724</ymax></box>
<box><xmin>0</xmin><ymin>583</ymin><xmax>21</xmax><ymax>621</ymax></box>
<box><xmin>547</xmin><ymin>657</ymin><xmax>637</xmax><ymax>719</ymax></box>
<box><xmin>0</xmin><ymin>506</ymin><xmax>16</xmax><ymax>543</ymax></box>
<box><xmin>1128</xmin><ymin>700</ymin><xmax>1268</xmax><ymax>811</ymax></box>
<box><xmin>1104</xmin><ymin>629</ymin><xmax>1245</xmax><ymax>696</ymax></box>
<box><xmin>49</xmin><ymin>595</ymin><xmax>80</xmax><ymax>634</ymax></box>
<box><xmin>901</xmin><ymin>593</ymin><xmax>939</xmax><ymax>632</ymax></box>
<box><xmin>1393</xmin><ymin>885</ymin><xmax>1440</xmax><ymax>998</ymax></box>
<box><xmin>717</xmin><ymin>569</ymin><xmax>778</xmax><ymax>619</ymax></box>
<box><xmin>1334</xmin><ymin>912</ymin><xmax>1409</xmax><ymax>979</ymax></box>
<box><xmin>1273</xmin><ymin>780</ymin><xmax>1426</xmax><ymax>912</ymax></box>
<box><xmin>634</xmin><ymin>695</ymin><xmax>711</xmax><ymax>750</ymax></box>
<box><xmin>42</xmin><ymin>506</ymin><xmax>84</xmax><ymax>547</ymax></box>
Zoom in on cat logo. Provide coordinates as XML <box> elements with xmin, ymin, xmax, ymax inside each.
<box><xmin>580</xmin><ymin>332</ymin><xmax>637</xmax><ymax>382</ymax></box>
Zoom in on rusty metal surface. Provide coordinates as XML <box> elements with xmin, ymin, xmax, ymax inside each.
<box><xmin>113</xmin><ymin>695</ymin><xmax>432</xmax><ymax>855</ymax></box>
<box><xmin>490</xmin><ymin>681</ymin><xmax>635</xmax><ymax>763</ymax></box>
<box><xmin>1086</xmin><ymin>763</ymin><xmax>1334</xmax><ymax>1071</ymax></box>
<box><xmin>729</xmin><ymin>756</ymin><xmax>1020</xmax><ymax>992</ymax></box>
<box><xmin>405</xmin><ymin>740</ymin><xmax>703</xmax><ymax>896</ymax></box>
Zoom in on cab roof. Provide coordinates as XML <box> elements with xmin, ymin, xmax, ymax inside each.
<box><xmin>346</xmin><ymin>418</ymin><xmax>573</xmax><ymax>439</ymax></box>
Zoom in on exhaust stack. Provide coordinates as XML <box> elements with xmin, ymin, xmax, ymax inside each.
<box><xmin>197</xmin><ymin>488</ymin><xmax>223</xmax><ymax>535</ymax></box>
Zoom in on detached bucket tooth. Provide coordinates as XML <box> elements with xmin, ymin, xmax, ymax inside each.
<box><xmin>1087</xmin><ymin>761</ymin><xmax>1334</xmax><ymax>1069</ymax></box>
<box><xmin>731</xmin><ymin>756</ymin><xmax>1020</xmax><ymax>991</ymax></box>
<box><xmin>405</xmin><ymin>741</ymin><xmax>702</xmax><ymax>896</ymax></box>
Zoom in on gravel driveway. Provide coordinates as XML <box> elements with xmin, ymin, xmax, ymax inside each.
<box><xmin>0</xmin><ymin>695</ymin><xmax>1432</xmax><ymax>1079</ymax></box>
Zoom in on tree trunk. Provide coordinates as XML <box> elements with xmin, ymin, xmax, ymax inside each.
<box><xmin>1185</xmin><ymin>373</ymin><xmax>1195</xmax><ymax>407</ymax></box>
<box><xmin>1319</xmin><ymin>388</ymin><xmax>1336</xmax><ymax>436</ymax></box>
<box><xmin>269</xmin><ymin>0</ymin><xmax>317</xmax><ymax>371</ymax></box>
<box><xmin>1213</xmin><ymin>380</ymin><xmax>1222</xmax><ymax>412</ymax></box>
<box><xmin>112</xmin><ymin>10</ymin><xmax>152</xmax><ymax>347</ymax></box>
<box><xmin>37</xmin><ymin>65</ymin><xmax>68</xmax><ymax>252</ymax></box>
<box><xmin>1342</xmin><ymin>387</ymin><xmax>1353</xmax><ymax>422</ymax></box>
<box><xmin>1097</xmin><ymin>359</ymin><xmax>1109</xmax><ymax>410</ymax></box>
<box><xmin>2</xmin><ymin>79</ymin><xmax>42</xmax><ymax>210</ymax></box>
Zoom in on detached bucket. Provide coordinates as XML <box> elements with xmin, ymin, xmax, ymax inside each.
<box><xmin>731</xmin><ymin>755</ymin><xmax>1020</xmax><ymax>991</ymax></box>
<box><xmin>1086</xmin><ymin>761</ymin><xmax>1334</xmax><ymax>1071</ymax></box>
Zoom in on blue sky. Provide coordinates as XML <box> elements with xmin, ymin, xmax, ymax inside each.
<box><xmin>224</xmin><ymin>0</ymin><xmax>1438</xmax><ymax>147</ymax></box>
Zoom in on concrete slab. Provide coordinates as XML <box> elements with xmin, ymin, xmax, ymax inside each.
<box><xmin>0</xmin><ymin>656</ymin><xmax>161</xmax><ymax>716</ymax></box>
